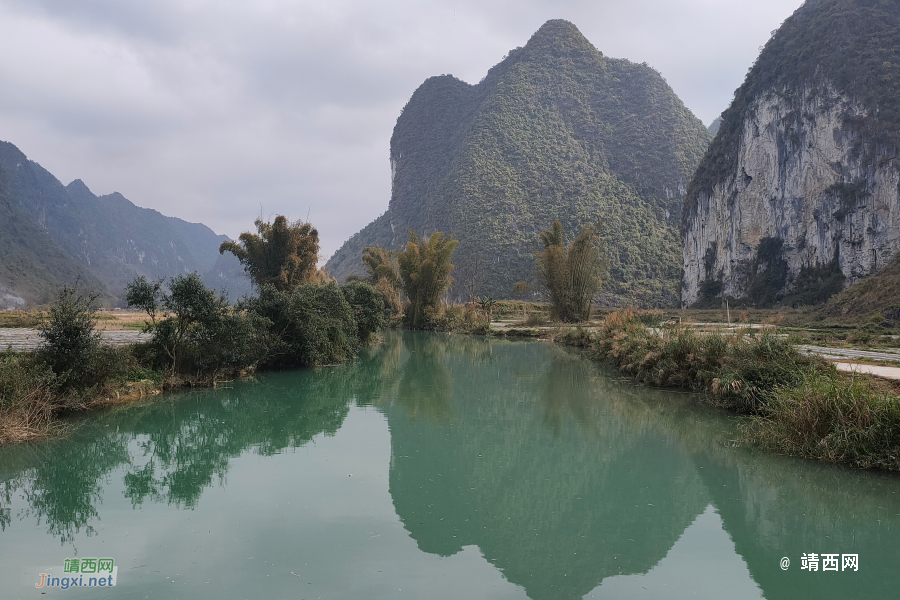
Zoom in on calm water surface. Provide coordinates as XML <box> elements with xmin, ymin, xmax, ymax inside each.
<box><xmin>1</xmin><ymin>331</ymin><xmax>899</xmax><ymax>599</ymax></box>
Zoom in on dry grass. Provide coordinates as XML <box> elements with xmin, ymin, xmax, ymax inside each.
<box><xmin>84</xmin><ymin>380</ymin><xmax>162</xmax><ymax>408</ymax></box>
<box><xmin>0</xmin><ymin>383</ymin><xmax>65</xmax><ymax>444</ymax></box>
<box><xmin>0</xmin><ymin>309</ymin><xmax>147</xmax><ymax>330</ymax></box>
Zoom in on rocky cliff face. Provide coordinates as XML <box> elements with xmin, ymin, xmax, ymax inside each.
<box><xmin>683</xmin><ymin>83</ymin><xmax>900</xmax><ymax>305</ymax></box>
<box><xmin>682</xmin><ymin>0</ymin><xmax>900</xmax><ymax>307</ymax></box>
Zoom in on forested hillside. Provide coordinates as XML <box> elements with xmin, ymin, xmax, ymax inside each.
<box><xmin>0</xmin><ymin>141</ymin><xmax>250</xmax><ymax>307</ymax></box>
<box><xmin>327</xmin><ymin>20</ymin><xmax>711</xmax><ymax>306</ymax></box>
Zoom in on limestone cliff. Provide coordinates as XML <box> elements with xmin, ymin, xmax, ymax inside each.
<box><xmin>682</xmin><ymin>0</ymin><xmax>900</xmax><ymax>307</ymax></box>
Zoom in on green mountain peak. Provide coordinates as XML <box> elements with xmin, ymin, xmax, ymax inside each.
<box><xmin>327</xmin><ymin>21</ymin><xmax>710</xmax><ymax>306</ymax></box>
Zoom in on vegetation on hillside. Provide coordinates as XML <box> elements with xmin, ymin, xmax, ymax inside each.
<box><xmin>536</xmin><ymin>221</ymin><xmax>606</xmax><ymax>322</ymax></box>
<box><xmin>326</xmin><ymin>20</ymin><xmax>710</xmax><ymax>307</ymax></box>
<box><xmin>0</xmin><ymin>140</ymin><xmax>250</xmax><ymax>306</ymax></box>
<box><xmin>817</xmin><ymin>253</ymin><xmax>900</xmax><ymax>324</ymax></box>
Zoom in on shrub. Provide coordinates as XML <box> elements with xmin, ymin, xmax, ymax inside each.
<box><xmin>187</xmin><ymin>310</ymin><xmax>273</xmax><ymax>378</ymax></box>
<box><xmin>244</xmin><ymin>283</ymin><xmax>358</xmax><ymax>367</ymax></box>
<box><xmin>556</xmin><ymin>327</ymin><xmax>594</xmax><ymax>347</ymax></box>
<box><xmin>847</xmin><ymin>328</ymin><xmax>873</xmax><ymax>345</ymax></box>
<box><xmin>341</xmin><ymin>281</ymin><xmax>386</xmax><ymax>344</ymax></box>
<box><xmin>37</xmin><ymin>285</ymin><xmax>102</xmax><ymax>391</ymax></box>
<box><xmin>0</xmin><ymin>352</ymin><xmax>58</xmax><ymax>443</ymax></box>
<box><xmin>633</xmin><ymin>310</ymin><xmax>665</xmax><ymax>328</ymax></box>
<box><xmin>127</xmin><ymin>274</ymin><xmax>271</xmax><ymax>377</ymax></box>
<box><xmin>525</xmin><ymin>313</ymin><xmax>548</xmax><ymax>327</ymax></box>
<box><xmin>594</xmin><ymin>309</ymin><xmax>817</xmax><ymax>412</ymax></box>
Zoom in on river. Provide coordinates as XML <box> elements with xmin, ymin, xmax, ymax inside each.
<box><xmin>1</xmin><ymin>331</ymin><xmax>898</xmax><ymax>599</ymax></box>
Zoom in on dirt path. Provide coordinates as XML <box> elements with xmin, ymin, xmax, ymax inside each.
<box><xmin>0</xmin><ymin>328</ymin><xmax>150</xmax><ymax>352</ymax></box>
<box><xmin>833</xmin><ymin>362</ymin><xmax>900</xmax><ymax>381</ymax></box>
<box><xmin>798</xmin><ymin>344</ymin><xmax>900</xmax><ymax>363</ymax></box>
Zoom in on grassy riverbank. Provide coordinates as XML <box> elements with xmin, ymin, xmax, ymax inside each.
<box><xmin>579</xmin><ymin>309</ymin><xmax>900</xmax><ymax>471</ymax></box>
<box><xmin>0</xmin><ymin>274</ymin><xmax>389</xmax><ymax>445</ymax></box>
<box><xmin>0</xmin><ymin>346</ymin><xmax>164</xmax><ymax>444</ymax></box>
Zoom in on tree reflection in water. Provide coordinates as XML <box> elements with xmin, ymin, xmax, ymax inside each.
<box><xmin>0</xmin><ymin>332</ymin><xmax>898</xmax><ymax>600</ymax></box>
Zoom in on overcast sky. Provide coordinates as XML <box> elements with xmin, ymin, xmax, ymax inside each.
<box><xmin>0</xmin><ymin>0</ymin><xmax>804</xmax><ymax>260</ymax></box>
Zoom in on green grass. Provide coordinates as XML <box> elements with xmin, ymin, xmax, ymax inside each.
<box><xmin>743</xmin><ymin>368</ymin><xmax>900</xmax><ymax>471</ymax></box>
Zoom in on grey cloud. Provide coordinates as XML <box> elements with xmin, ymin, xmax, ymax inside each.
<box><xmin>0</xmin><ymin>0</ymin><xmax>804</xmax><ymax>260</ymax></box>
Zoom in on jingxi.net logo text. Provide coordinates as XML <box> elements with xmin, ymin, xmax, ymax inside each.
<box><xmin>35</xmin><ymin>558</ymin><xmax>118</xmax><ymax>589</ymax></box>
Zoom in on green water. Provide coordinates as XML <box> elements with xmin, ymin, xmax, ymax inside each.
<box><xmin>1</xmin><ymin>331</ymin><xmax>899</xmax><ymax>599</ymax></box>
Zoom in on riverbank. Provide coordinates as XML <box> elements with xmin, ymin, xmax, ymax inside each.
<box><xmin>0</xmin><ymin>347</ymin><xmax>153</xmax><ymax>443</ymax></box>
<box><xmin>416</xmin><ymin>306</ymin><xmax>900</xmax><ymax>471</ymax></box>
<box><xmin>557</xmin><ymin>309</ymin><xmax>900</xmax><ymax>471</ymax></box>
<box><xmin>0</xmin><ymin>344</ymin><xmax>229</xmax><ymax>444</ymax></box>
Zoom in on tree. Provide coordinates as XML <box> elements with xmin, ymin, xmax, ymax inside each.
<box><xmin>127</xmin><ymin>273</ymin><xmax>270</xmax><ymax>377</ymax></box>
<box><xmin>242</xmin><ymin>283</ymin><xmax>359</xmax><ymax>367</ymax></box>
<box><xmin>38</xmin><ymin>285</ymin><xmax>101</xmax><ymax>390</ymax></box>
<box><xmin>398</xmin><ymin>231</ymin><xmax>459</xmax><ymax>328</ymax></box>
<box><xmin>341</xmin><ymin>281</ymin><xmax>386</xmax><ymax>344</ymax></box>
<box><xmin>362</xmin><ymin>246</ymin><xmax>402</xmax><ymax>317</ymax></box>
<box><xmin>219</xmin><ymin>216</ymin><xmax>323</xmax><ymax>292</ymax></box>
<box><xmin>536</xmin><ymin>221</ymin><xmax>606</xmax><ymax>322</ymax></box>
<box><xmin>127</xmin><ymin>274</ymin><xmax>224</xmax><ymax>373</ymax></box>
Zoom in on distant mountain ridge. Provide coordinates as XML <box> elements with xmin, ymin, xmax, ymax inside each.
<box><xmin>0</xmin><ymin>140</ymin><xmax>250</xmax><ymax>307</ymax></box>
<box><xmin>326</xmin><ymin>20</ymin><xmax>711</xmax><ymax>306</ymax></box>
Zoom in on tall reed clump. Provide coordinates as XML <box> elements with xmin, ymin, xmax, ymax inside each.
<box><xmin>536</xmin><ymin>221</ymin><xmax>606</xmax><ymax>323</ymax></box>
<box><xmin>398</xmin><ymin>231</ymin><xmax>459</xmax><ymax>329</ymax></box>
<box><xmin>742</xmin><ymin>368</ymin><xmax>900</xmax><ymax>470</ymax></box>
<box><xmin>593</xmin><ymin>309</ymin><xmax>816</xmax><ymax>412</ymax></box>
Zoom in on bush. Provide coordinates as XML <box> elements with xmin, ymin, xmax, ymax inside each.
<box><xmin>244</xmin><ymin>283</ymin><xmax>359</xmax><ymax>367</ymax></box>
<box><xmin>186</xmin><ymin>310</ymin><xmax>273</xmax><ymax>378</ymax></box>
<box><xmin>594</xmin><ymin>309</ymin><xmax>817</xmax><ymax>412</ymax></box>
<box><xmin>127</xmin><ymin>273</ymin><xmax>271</xmax><ymax>377</ymax></box>
<box><xmin>847</xmin><ymin>328</ymin><xmax>873</xmax><ymax>345</ymax></box>
<box><xmin>525</xmin><ymin>313</ymin><xmax>548</xmax><ymax>327</ymax></box>
<box><xmin>556</xmin><ymin>327</ymin><xmax>594</xmax><ymax>347</ymax></box>
<box><xmin>743</xmin><ymin>368</ymin><xmax>900</xmax><ymax>470</ymax></box>
<box><xmin>37</xmin><ymin>286</ymin><xmax>102</xmax><ymax>391</ymax></box>
<box><xmin>341</xmin><ymin>281</ymin><xmax>386</xmax><ymax>344</ymax></box>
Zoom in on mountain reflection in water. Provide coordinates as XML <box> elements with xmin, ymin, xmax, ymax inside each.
<box><xmin>1</xmin><ymin>331</ymin><xmax>898</xmax><ymax>600</ymax></box>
